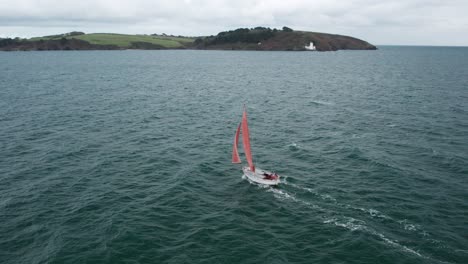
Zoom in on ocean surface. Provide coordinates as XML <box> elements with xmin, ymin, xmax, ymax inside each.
<box><xmin>1</xmin><ymin>47</ymin><xmax>467</xmax><ymax>264</ymax></box>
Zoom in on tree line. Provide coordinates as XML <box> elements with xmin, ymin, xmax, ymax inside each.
<box><xmin>195</xmin><ymin>26</ymin><xmax>294</xmax><ymax>46</ymax></box>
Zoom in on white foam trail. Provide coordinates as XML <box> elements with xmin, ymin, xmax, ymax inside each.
<box><xmin>284</xmin><ymin>181</ymin><xmax>424</xmax><ymax>225</ymax></box>
<box><xmin>268</xmin><ymin>188</ymin><xmax>298</xmax><ymax>202</ymax></box>
<box><xmin>282</xmin><ymin>180</ymin><xmax>318</xmax><ymax>195</ymax></box>
<box><xmin>320</xmin><ymin>194</ymin><xmax>337</xmax><ymax>202</ymax></box>
<box><xmin>280</xmin><ymin>175</ymin><xmax>288</xmax><ymax>184</ymax></box>
<box><xmin>376</xmin><ymin>233</ymin><xmax>423</xmax><ymax>257</ymax></box>
<box><xmin>267</xmin><ymin>188</ymin><xmax>322</xmax><ymax>210</ymax></box>
<box><xmin>349</xmin><ymin>206</ymin><xmax>392</xmax><ymax>220</ymax></box>
<box><xmin>277</xmin><ymin>180</ymin><xmax>451</xmax><ymax>263</ymax></box>
<box><xmin>323</xmin><ymin>217</ymin><xmax>366</xmax><ymax>231</ymax></box>
<box><xmin>323</xmin><ymin>217</ymin><xmax>424</xmax><ymax>258</ymax></box>
<box><xmin>268</xmin><ymin>181</ymin><xmax>451</xmax><ymax>263</ymax></box>
<box><xmin>284</xmin><ymin>181</ymin><xmax>337</xmax><ymax>203</ymax></box>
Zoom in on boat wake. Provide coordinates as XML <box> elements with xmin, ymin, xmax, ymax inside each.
<box><xmin>266</xmin><ymin>188</ymin><xmax>323</xmax><ymax>210</ymax></box>
<box><xmin>259</xmin><ymin>178</ymin><xmax>452</xmax><ymax>263</ymax></box>
<box><xmin>283</xmin><ymin>178</ymin><xmax>433</xmax><ymax>237</ymax></box>
<box><xmin>322</xmin><ymin>217</ymin><xmax>425</xmax><ymax>258</ymax></box>
<box><xmin>283</xmin><ymin>178</ymin><xmax>405</xmax><ymax>223</ymax></box>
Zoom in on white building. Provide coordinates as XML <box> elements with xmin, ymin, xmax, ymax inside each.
<box><xmin>305</xmin><ymin>42</ymin><xmax>316</xmax><ymax>51</ymax></box>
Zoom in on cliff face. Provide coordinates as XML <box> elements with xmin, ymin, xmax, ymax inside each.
<box><xmin>302</xmin><ymin>32</ymin><xmax>376</xmax><ymax>51</ymax></box>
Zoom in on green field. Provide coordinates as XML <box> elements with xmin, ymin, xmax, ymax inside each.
<box><xmin>29</xmin><ymin>33</ymin><xmax>195</xmax><ymax>48</ymax></box>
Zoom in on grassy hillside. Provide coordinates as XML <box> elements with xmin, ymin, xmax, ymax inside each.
<box><xmin>29</xmin><ymin>33</ymin><xmax>194</xmax><ymax>49</ymax></box>
<box><xmin>69</xmin><ymin>33</ymin><xmax>193</xmax><ymax>48</ymax></box>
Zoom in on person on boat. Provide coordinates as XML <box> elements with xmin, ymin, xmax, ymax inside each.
<box><xmin>271</xmin><ymin>173</ymin><xmax>278</xmax><ymax>180</ymax></box>
<box><xmin>263</xmin><ymin>172</ymin><xmax>276</xmax><ymax>180</ymax></box>
<box><xmin>268</xmin><ymin>172</ymin><xmax>278</xmax><ymax>180</ymax></box>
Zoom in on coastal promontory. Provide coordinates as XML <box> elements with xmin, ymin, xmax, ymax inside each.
<box><xmin>0</xmin><ymin>27</ymin><xmax>376</xmax><ymax>51</ymax></box>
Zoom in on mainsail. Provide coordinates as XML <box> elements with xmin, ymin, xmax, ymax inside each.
<box><xmin>232</xmin><ymin>105</ymin><xmax>279</xmax><ymax>185</ymax></box>
<box><xmin>232</xmin><ymin>123</ymin><xmax>241</xmax><ymax>163</ymax></box>
<box><xmin>241</xmin><ymin>107</ymin><xmax>255</xmax><ymax>172</ymax></box>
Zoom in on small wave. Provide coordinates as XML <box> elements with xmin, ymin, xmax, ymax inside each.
<box><xmin>287</xmin><ymin>142</ymin><xmax>301</xmax><ymax>151</ymax></box>
<box><xmin>309</xmin><ymin>100</ymin><xmax>334</xmax><ymax>106</ymax></box>
<box><xmin>398</xmin><ymin>219</ymin><xmax>421</xmax><ymax>232</ymax></box>
<box><xmin>404</xmin><ymin>224</ymin><xmax>417</xmax><ymax>231</ymax></box>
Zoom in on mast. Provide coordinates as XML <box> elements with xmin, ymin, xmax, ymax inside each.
<box><xmin>232</xmin><ymin>123</ymin><xmax>241</xmax><ymax>163</ymax></box>
<box><xmin>241</xmin><ymin>106</ymin><xmax>255</xmax><ymax>172</ymax></box>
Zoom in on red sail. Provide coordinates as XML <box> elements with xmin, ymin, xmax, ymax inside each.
<box><xmin>241</xmin><ymin>107</ymin><xmax>255</xmax><ymax>172</ymax></box>
<box><xmin>232</xmin><ymin>123</ymin><xmax>241</xmax><ymax>163</ymax></box>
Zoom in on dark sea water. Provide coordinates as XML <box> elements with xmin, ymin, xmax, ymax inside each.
<box><xmin>1</xmin><ymin>47</ymin><xmax>467</xmax><ymax>264</ymax></box>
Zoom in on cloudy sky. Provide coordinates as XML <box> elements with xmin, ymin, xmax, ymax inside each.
<box><xmin>1</xmin><ymin>0</ymin><xmax>467</xmax><ymax>45</ymax></box>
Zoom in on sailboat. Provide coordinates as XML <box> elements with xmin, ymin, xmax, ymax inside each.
<box><xmin>232</xmin><ymin>106</ymin><xmax>280</xmax><ymax>186</ymax></box>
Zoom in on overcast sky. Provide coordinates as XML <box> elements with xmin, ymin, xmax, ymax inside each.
<box><xmin>1</xmin><ymin>0</ymin><xmax>467</xmax><ymax>46</ymax></box>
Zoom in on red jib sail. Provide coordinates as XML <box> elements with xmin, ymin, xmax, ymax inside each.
<box><xmin>241</xmin><ymin>107</ymin><xmax>255</xmax><ymax>172</ymax></box>
<box><xmin>232</xmin><ymin>123</ymin><xmax>241</xmax><ymax>163</ymax></box>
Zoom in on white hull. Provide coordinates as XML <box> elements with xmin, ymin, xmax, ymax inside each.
<box><xmin>243</xmin><ymin>167</ymin><xmax>280</xmax><ymax>186</ymax></box>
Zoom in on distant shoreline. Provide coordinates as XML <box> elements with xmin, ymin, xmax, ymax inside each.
<box><xmin>0</xmin><ymin>27</ymin><xmax>377</xmax><ymax>52</ymax></box>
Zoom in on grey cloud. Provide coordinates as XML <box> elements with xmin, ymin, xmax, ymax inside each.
<box><xmin>0</xmin><ymin>0</ymin><xmax>467</xmax><ymax>45</ymax></box>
